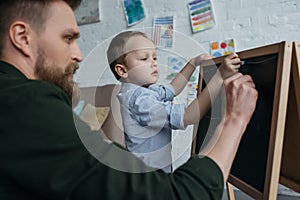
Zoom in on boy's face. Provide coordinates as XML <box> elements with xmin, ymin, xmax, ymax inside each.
<box><xmin>122</xmin><ymin>35</ymin><xmax>159</xmax><ymax>86</ymax></box>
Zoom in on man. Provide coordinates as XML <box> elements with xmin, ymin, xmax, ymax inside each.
<box><xmin>0</xmin><ymin>0</ymin><xmax>258</xmax><ymax>199</ymax></box>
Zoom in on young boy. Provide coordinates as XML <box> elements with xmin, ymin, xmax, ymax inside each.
<box><xmin>107</xmin><ymin>31</ymin><xmax>241</xmax><ymax>172</ymax></box>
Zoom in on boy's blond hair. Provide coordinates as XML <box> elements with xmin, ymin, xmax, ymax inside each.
<box><xmin>107</xmin><ymin>31</ymin><xmax>150</xmax><ymax>80</ymax></box>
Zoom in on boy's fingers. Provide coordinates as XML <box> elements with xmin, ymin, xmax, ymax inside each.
<box><xmin>202</xmin><ymin>54</ymin><xmax>214</xmax><ymax>60</ymax></box>
<box><xmin>231</xmin><ymin>58</ymin><xmax>241</xmax><ymax>64</ymax></box>
<box><xmin>226</xmin><ymin>53</ymin><xmax>239</xmax><ymax>59</ymax></box>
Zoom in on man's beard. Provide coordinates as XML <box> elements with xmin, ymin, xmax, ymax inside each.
<box><xmin>34</xmin><ymin>48</ymin><xmax>80</xmax><ymax>107</ymax></box>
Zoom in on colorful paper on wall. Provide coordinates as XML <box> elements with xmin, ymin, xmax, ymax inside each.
<box><xmin>153</xmin><ymin>16</ymin><xmax>174</xmax><ymax>48</ymax></box>
<box><xmin>210</xmin><ymin>39</ymin><xmax>235</xmax><ymax>57</ymax></box>
<box><xmin>188</xmin><ymin>0</ymin><xmax>215</xmax><ymax>33</ymax></box>
<box><xmin>167</xmin><ymin>56</ymin><xmax>199</xmax><ymax>104</ymax></box>
<box><xmin>167</xmin><ymin>56</ymin><xmax>185</xmax><ymax>80</ymax></box>
<box><xmin>75</xmin><ymin>0</ymin><xmax>100</xmax><ymax>25</ymax></box>
<box><xmin>123</xmin><ymin>0</ymin><xmax>146</xmax><ymax>26</ymax></box>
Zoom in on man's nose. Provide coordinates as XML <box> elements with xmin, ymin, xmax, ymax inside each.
<box><xmin>71</xmin><ymin>42</ymin><xmax>83</xmax><ymax>62</ymax></box>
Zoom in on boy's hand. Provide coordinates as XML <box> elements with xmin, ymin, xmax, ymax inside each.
<box><xmin>219</xmin><ymin>53</ymin><xmax>241</xmax><ymax>79</ymax></box>
<box><xmin>190</xmin><ymin>53</ymin><xmax>214</xmax><ymax>68</ymax></box>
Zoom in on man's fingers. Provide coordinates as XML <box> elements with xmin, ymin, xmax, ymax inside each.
<box><xmin>243</xmin><ymin>81</ymin><xmax>256</xmax><ymax>89</ymax></box>
<box><xmin>223</xmin><ymin>72</ymin><xmax>243</xmax><ymax>83</ymax></box>
<box><xmin>225</xmin><ymin>73</ymin><xmax>254</xmax><ymax>85</ymax></box>
<box><xmin>236</xmin><ymin>74</ymin><xmax>255</xmax><ymax>86</ymax></box>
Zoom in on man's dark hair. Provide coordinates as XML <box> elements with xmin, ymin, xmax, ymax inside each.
<box><xmin>0</xmin><ymin>0</ymin><xmax>82</xmax><ymax>57</ymax></box>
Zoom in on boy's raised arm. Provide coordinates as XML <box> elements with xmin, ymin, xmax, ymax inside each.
<box><xmin>183</xmin><ymin>53</ymin><xmax>241</xmax><ymax>126</ymax></box>
<box><xmin>171</xmin><ymin>54</ymin><xmax>213</xmax><ymax>96</ymax></box>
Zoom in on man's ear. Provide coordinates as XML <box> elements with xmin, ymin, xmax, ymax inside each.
<box><xmin>115</xmin><ymin>64</ymin><xmax>128</xmax><ymax>78</ymax></box>
<box><xmin>9</xmin><ymin>21</ymin><xmax>33</xmax><ymax>57</ymax></box>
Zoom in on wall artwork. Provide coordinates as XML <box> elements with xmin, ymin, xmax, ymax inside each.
<box><xmin>123</xmin><ymin>0</ymin><xmax>146</xmax><ymax>26</ymax></box>
<box><xmin>153</xmin><ymin>16</ymin><xmax>174</xmax><ymax>48</ymax></box>
<box><xmin>167</xmin><ymin>56</ymin><xmax>199</xmax><ymax>104</ymax></box>
<box><xmin>210</xmin><ymin>39</ymin><xmax>235</xmax><ymax>57</ymax></box>
<box><xmin>75</xmin><ymin>0</ymin><xmax>100</xmax><ymax>25</ymax></box>
<box><xmin>188</xmin><ymin>0</ymin><xmax>215</xmax><ymax>33</ymax></box>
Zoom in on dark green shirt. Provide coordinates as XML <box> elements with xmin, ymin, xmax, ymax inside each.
<box><xmin>0</xmin><ymin>61</ymin><xmax>224</xmax><ymax>200</ymax></box>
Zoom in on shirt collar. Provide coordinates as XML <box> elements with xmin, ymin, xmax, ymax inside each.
<box><xmin>0</xmin><ymin>61</ymin><xmax>28</xmax><ymax>79</ymax></box>
<box><xmin>121</xmin><ymin>82</ymin><xmax>140</xmax><ymax>91</ymax></box>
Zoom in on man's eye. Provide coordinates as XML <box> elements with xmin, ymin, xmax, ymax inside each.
<box><xmin>65</xmin><ymin>37</ymin><xmax>74</xmax><ymax>43</ymax></box>
<box><xmin>141</xmin><ymin>58</ymin><xmax>147</xmax><ymax>61</ymax></box>
<box><xmin>153</xmin><ymin>57</ymin><xmax>157</xmax><ymax>61</ymax></box>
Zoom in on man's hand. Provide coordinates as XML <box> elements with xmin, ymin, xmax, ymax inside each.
<box><xmin>203</xmin><ymin>73</ymin><xmax>258</xmax><ymax>181</ymax></box>
<box><xmin>223</xmin><ymin>72</ymin><xmax>258</xmax><ymax>126</ymax></box>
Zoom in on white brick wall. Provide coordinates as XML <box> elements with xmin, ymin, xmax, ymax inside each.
<box><xmin>76</xmin><ymin>0</ymin><xmax>300</xmax><ymax>86</ymax></box>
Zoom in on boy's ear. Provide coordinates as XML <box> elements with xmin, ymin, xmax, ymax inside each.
<box><xmin>9</xmin><ymin>21</ymin><xmax>33</xmax><ymax>57</ymax></box>
<box><xmin>115</xmin><ymin>64</ymin><xmax>128</xmax><ymax>78</ymax></box>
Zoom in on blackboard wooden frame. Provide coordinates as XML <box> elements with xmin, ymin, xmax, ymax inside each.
<box><xmin>279</xmin><ymin>41</ymin><xmax>300</xmax><ymax>194</ymax></box>
<box><xmin>192</xmin><ymin>41</ymin><xmax>293</xmax><ymax>200</ymax></box>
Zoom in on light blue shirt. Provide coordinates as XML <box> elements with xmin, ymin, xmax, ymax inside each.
<box><xmin>117</xmin><ymin>82</ymin><xmax>186</xmax><ymax>172</ymax></box>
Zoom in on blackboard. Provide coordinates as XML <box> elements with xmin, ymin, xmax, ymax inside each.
<box><xmin>192</xmin><ymin>41</ymin><xmax>293</xmax><ymax>199</ymax></box>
